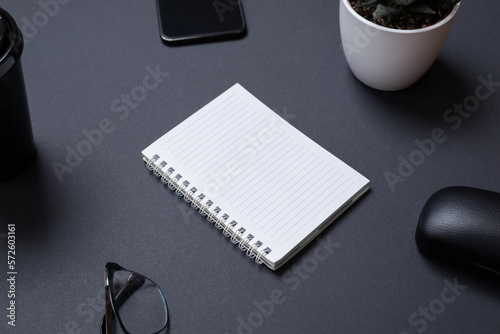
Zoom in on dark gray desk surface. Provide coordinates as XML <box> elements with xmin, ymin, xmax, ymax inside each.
<box><xmin>1</xmin><ymin>1</ymin><xmax>500</xmax><ymax>333</ymax></box>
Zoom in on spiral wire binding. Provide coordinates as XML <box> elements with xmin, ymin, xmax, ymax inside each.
<box><xmin>145</xmin><ymin>155</ymin><xmax>272</xmax><ymax>265</ymax></box>
<box><xmin>223</xmin><ymin>220</ymin><xmax>237</xmax><ymax>237</ymax></box>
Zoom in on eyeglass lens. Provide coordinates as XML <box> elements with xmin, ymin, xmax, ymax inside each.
<box><xmin>111</xmin><ymin>270</ymin><xmax>168</xmax><ymax>333</ymax></box>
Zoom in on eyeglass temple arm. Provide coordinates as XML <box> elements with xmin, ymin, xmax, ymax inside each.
<box><xmin>101</xmin><ymin>272</ymin><xmax>146</xmax><ymax>333</ymax></box>
<box><xmin>105</xmin><ymin>284</ymin><xmax>113</xmax><ymax>334</ymax></box>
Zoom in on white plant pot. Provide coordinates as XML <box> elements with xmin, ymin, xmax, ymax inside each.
<box><xmin>339</xmin><ymin>0</ymin><xmax>460</xmax><ymax>91</ymax></box>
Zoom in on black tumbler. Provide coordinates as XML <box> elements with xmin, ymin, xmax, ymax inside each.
<box><xmin>0</xmin><ymin>8</ymin><xmax>35</xmax><ymax>181</ymax></box>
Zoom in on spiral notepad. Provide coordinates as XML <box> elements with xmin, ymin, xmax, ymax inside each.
<box><xmin>142</xmin><ymin>84</ymin><xmax>369</xmax><ymax>270</ymax></box>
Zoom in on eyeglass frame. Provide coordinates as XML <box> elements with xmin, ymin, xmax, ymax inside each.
<box><xmin>100</xmin><ymin>262</ymin><xmax>168</xmax><ymax>334</ymax></box>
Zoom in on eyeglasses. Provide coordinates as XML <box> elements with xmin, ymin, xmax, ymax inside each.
<box><xmin>100</xmin><ymin>262</ymin><xmax>168</xmax><ymax>334</ymax></box>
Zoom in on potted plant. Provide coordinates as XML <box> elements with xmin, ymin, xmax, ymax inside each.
<box><xmin>339</xmin><ymin>0</ymin><xmax>461</xmax><ymax>91</ymax></box>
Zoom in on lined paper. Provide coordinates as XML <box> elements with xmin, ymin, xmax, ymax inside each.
<box><xmin>142</xmin><ymin>84</ymin><xmax>369</xmax><ymax>270</ymax></box>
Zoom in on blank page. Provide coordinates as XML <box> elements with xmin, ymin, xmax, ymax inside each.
<box><xmin>142</xmin><ymin>84</ymin><xmax>369</xmax><ymax>270</ymax></box>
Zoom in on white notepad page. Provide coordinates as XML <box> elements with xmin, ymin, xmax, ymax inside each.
<box><xmin>142</xmin><ymin>84</ymin><xmax>370</xmax><ymax>270</ymax></box>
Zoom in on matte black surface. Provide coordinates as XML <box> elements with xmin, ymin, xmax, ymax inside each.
<box><xmin>1</xmin><ymin>1</ymin><xmax>500</xmax><ymax>333</ymax></box>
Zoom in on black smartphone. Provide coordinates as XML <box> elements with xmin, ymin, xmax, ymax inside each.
<box><xmin>156</xmin><ymin>0</ymin><xmax>246</xmax><ymax>45</ymax></box>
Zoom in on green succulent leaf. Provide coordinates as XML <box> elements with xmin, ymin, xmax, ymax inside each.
<box><xmin>442</xmin><ymin>0</ymin><xmax>460</xmax><ymax>11</ymax></box>
<box><xmin>406</xmin><ymin>3</ymin><xmax>436</xmax><ymax>14</ymax></box>
<box><xmin>373</xmin><ymin>3</ymin><xmax>404</xmax><ymax>22</ymax></box>
<box><xmin>391</xmin><ymin>0</ymin><xmax>417</xmax><ymax>6</ymax></box>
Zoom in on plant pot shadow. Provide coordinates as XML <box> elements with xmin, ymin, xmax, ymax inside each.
<box><xmin>353</xmin><ymin>59</ymin><xmax>474</xmax><ymax>129</ymax></box>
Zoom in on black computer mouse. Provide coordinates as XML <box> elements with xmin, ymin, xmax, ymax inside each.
<box><xmin>416</xmin><ymin>186</ymin><xmax>500</xmax><ymax>277</ymax></box>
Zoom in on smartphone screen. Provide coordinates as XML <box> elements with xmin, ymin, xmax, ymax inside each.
<box><xmin>156</xmin><ymin>0</ymin><xmax>246</xmax><ymax>45</ymax></box>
